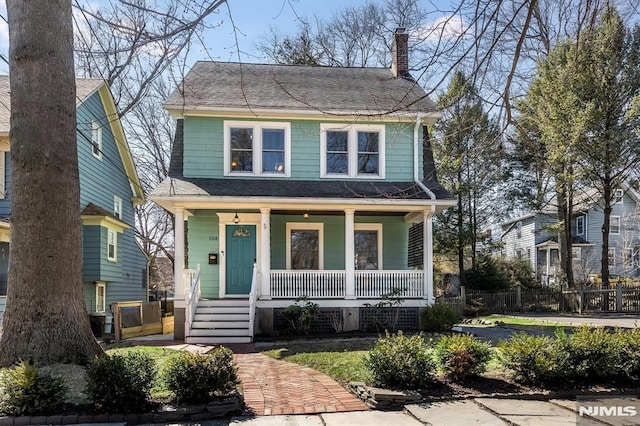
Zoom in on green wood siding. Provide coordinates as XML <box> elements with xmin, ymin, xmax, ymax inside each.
<box><xmin>182</xmin><ymin>117</ymin><xmax>416</xmax><ymax>181</ymax></box>
<box><xmin>187</xmin><ymin>211</ymin><xmax>220</xmax><ymax>298</ymax></box>
<box><xmin>270</xmin><ymin>214</ymin><xmax>410</xmax><ymax>270</ymax></box>
<box><xmin>76</xmin><ymin>92</ymin><xmax>147</xmax><ymax>312</ymax></box>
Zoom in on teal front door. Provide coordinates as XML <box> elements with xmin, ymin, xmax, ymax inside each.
<box><xmin>226</xmin><ymin>225</ymin><xmax>256</xmax><ymax>295</ymax></box>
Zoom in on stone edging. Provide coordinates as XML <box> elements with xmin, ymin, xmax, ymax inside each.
<box><xmin>348</xmin><ymin>382</ymin><xmax>640</xmax><ymax>409</ymax></box>
<box><xmin>0</xmin><ymin>395</ymin><xmax>242</xmax><ymax>425</ymax></box>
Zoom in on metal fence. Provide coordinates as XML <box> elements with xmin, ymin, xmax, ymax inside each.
<box><xmin>437</xmin><ymin>283</ymin><xmax>640</xmax><ymax>315</ymax></box>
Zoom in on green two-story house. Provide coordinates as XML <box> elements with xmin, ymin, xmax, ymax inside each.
<box><xmin>151</xmin><ymin>29</ymin><xmax>455</xmax><ymax>343</ymax></box>
<box><xmin>0</xmin><ymin>77</ymin><xmax>148</xmax><ymax>329</ymax></box>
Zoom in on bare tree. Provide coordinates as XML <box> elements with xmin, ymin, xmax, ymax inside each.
<box><xmin>0</xmin><ymin>0</ymin><xmax>103</xmax><ymax>366</ymax></box>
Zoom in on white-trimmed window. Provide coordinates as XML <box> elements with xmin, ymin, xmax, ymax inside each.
<box><xmin>113</xmin><ymin>196</ymin><xmax>122</xmax><ymax>219</ymax></box>
<box><xmin>516</xmin><ymin>222</ymin><xmax>522</xmax><ymax>239</ymax></box>
<box><xmin>608</xmin><ymin>248</ymin><xmax>616</xmax><ymax>266</ymax></box>
<box><xmin>224</xmin><ymin>121</ymin><xmax>291</xmax><ymax>176</ymax></box>
<box><xmin>610</xmin><ymin>216</ymin><xmax>621</xmax><ymax>234</ymax></box>
<box><xmin>623</xmin><ymin>248</ymin><xmax>633</xmax><ymax>267</ymax></box>
<box><xmin>95</xmin><ymin>282</ymin><xmax>106</xmax><ymax>313</ymax></box>
<box><xmin>107</xmin><ymin>229</ymin><xmax>117</xmax><ymax>262</ymax></box>
<box><xmin>286</xmin><ymin>222</ymin><xmax>323</xmax><ymax>269</ymax></box>
<box><xmin>354</xmin><ymin>223</ymin><xmax>382</xmax><ymax>270</ymax></box>
<box><xmin>91</xmin><ymin>121</ymin><xmax>102</xmax><ymax>160</ymax></box>
<box><xmin>576</xmin><ymin>216</ymin><xmax>585</xmax><ymax>236</ymax></box>
<box><xmin>321</xmin><ymin>124</ymin><xmax>385</xmax><ymax>178</ymax></box>
<box><xmin>614</xmin><ymin>188</ymin><xmax>624</xmax><ymax>204</ymax></box>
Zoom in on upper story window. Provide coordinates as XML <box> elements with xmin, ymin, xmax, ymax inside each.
<box><xmin>610</xmin><ymin>216</ymin><xmax>621</xmax><ymax>234</ymax></box>
<box><xmin>107</xmin><ymin>229</ymin><xmax>117</xmax><ymax>262</ymax></box>
<box><xmin>224</xmin><ymin>121</ymin><xmax>290</xmax><ymax>177</ymax></box>
<box><xmin>576</xmin><ymin>216</ymin><xmax>585</xmax><ymax>236</ymax></box>
<box><xmin>516</xmin><ymin>221</ymin><xmax>522</xmax><ymax>239</ymax></box>
<box><xmin>91</xmin><ymin>121</ymin><xmax>102</xmax><ymax>160</ymax></box>
<box><xmin>113</xmin><ymin>196</ymin><xmax>122</xmax><ymax>219</ymax></box>
<box><xmin>321</xmin><ymin>124</ymin><xmax>385</xmax><ymax>178</ymax></box>
<box><xmin>614</xmin><ymin>189</ymin><xmax>624</xmax><ymax>204</ymax></box>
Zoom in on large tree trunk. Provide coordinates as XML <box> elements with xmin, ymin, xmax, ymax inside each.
<box><xmin>601</xmin><ymin>183</ymin><xmax>612</xmax><ymax>288</ymax></box>
<box><xmin>557</xmin><ymin>187</ymin><xmax>575</xmax><ymax>287</ymax></box>
<box><xmin>0</xmin><ymin>0</ymin><xmax>103</xmax><ymax>366</ymax></box>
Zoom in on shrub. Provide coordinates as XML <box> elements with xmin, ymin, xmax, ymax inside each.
<box><xmin>0</xmin><ymin>361</ymin><xmax>68</xmax><ymax>416</ymax></box>
<box><xmin>282</xmin><ymin>296</ymin><xmax>319</xmax><ymax>334</ymax></box>
<box><xmin>162</xmin><ymin>346</ymin><xmax>240</xmax><ymax>404</ymax></box>
<box><xmin>462</xmin><ymin>255</ymin><xmax>510</xmax><ymax>292</ymax></box>
<box><xmin>497</xmin><ymin>333</ymin><xmax>566</xmax><ymax>385</ymax></box>
<box><xmin>617</xmin><ymin>328</ymin><xmax>640</xmax><ymax>381</ymax></box>
<box><xmin>420</xmin><ymin>303</ymin><xmax>461</xmax><ymax>332</ymax></box>
<box><xmin>364</xmin><ymin>331</ymin><xmax>436</xmax><ymax>389</ymax></box>
<box><xmin>85</xmin><ymin>351</ymin><xmax>156</xmax><ymax>413</ymax></box>
<box><xmin>433</xmin><ymin>334</ymin><xmax>492</xmax><ymax>380</ymax></box>
<box><xmin>496</xmin><ymin>258</ymin><xmax>539</xmax><ymax>288</ymax></box>
<box><xmin>560</xmin><ymin>326</ymin><xmax>621</xmax><ymax>383</ymax></box>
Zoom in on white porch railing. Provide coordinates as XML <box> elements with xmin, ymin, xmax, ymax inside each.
<box><xmin>248</xmin><ymin>263</ymin><xmax>258</xmax><ymax>339</ymax></box>
<box><xmin>270</xmin><ymin>270</ymin><xmax>346</xmax><ymax>298</ymax></box>
<box><xmin>269</xmin><ymin>270</ymin><xmax>424</xmax><ymax>299</ymax></box>
<box><xmin>184</xmin><ymin>265</ymin><xmax>201</xmax><ymax>338</ymax></box>
<box><xmin>355</xmin><ymin>270</ymin><xmax>424</xmax><ymax>298</ymax></box>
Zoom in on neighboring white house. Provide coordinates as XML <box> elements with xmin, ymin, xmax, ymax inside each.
<box><xmin>500</xmin><ymin>184</ymin><xmax>640</xmax><ymax>284</ymax></box>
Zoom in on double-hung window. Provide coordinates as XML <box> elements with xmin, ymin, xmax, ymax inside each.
<box><xmin>113</xmin><ymin>196</ymin><xmax>122</xmax><ymax>220</ymax></box>
<box><xmin>107</xmin><ymin>229</ymin><xmax>117</xmax><ymax>262</ymax></box>
<box><xmin>576</xmin><ymin>216</ymin><xmax>585</xmax><ymax>236</ymax></box>
<box><xmin>95</xmin><ymin>282</ymin><xmax>106</xmax><ymax>313</ymax></box>
<box><xmin>610</xmin><ymin>216</ymin><xmax>621</xmax><ymax>234</ymax></box>
<box><xmin>91</xmin><ymin>121</ymin><xmax>102</xmax><ymax>160</ymax></box>
<box><xmin>224</xmin><ymin>121</ymin><xmax>290</xmax><ymax>176</ymax></box>
<box><xmin>321</xmin><ymin>124</ymin><xmax>385</xmax><ymax>178</ymax></box>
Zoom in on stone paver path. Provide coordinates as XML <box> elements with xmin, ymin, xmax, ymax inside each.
<box><xmin>234</xmin><ymin>352</ymin><xmax>367</xmax><ymax>416</ymax></box>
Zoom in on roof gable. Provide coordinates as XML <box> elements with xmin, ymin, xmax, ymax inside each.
<box><xmin>0</xmin><ymin>75</ymin><xmax>144</xmax><ymax>204</ymax></box>
<box><xmin>164</xmin><ymin>62</ymin><xmax>438</xmax><ymax>120</ymax></box>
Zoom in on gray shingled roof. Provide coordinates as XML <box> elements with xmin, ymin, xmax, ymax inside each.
<box><xmin>0</xmin><ymin>76</ymin><xmax>104</xmax><ymax>133</ymax></box>
<box><xmin>164</xmin><ymin>62</ymin><xmax>437</xmax><ymax>116</ymax></box>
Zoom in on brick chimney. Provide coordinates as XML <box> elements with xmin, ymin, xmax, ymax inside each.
<box><xmin>391</xmin><ymin>27</ymin><xmax>409</xmax><ymax>78</ymax></box>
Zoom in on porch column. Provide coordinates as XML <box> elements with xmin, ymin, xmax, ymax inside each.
<box><xmin>546</xmin><ymin>248</ymin><xmax>551</xmax><ymax>278</ymax></box>
<box><xmin>260</xmin><ymin>207</ymin><xmax>271</xmax><ymax>299</ymax></box>
<box><xmin>345</xmin><ymin>209</ymin><xmax>356</xmax><ymax>299</ymax></box>
<box><xmin>174</xmin><ymin>207</ymin><xmax>186</xmax><ymax>306</ymax></box>
<box><xmin>423</xmin><ymin>208</ymin><xmax>435</xmax><ymax>304</ymax></box>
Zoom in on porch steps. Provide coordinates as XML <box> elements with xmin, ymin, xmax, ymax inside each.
<box><xmin>185</xmin><ymin>299</ymin><xmax>252</xmax><ymax>345</ymax></box>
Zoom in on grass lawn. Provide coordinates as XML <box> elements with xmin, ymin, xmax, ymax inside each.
<box><xmin>259</xmin><ymin>337</ymin><xmax>377</xmax><ymax>385</ymax></box>
<box><xmin>476</xmin><ymin>315</ymin><xmax>577</xmax><ymax>333</ymax></box>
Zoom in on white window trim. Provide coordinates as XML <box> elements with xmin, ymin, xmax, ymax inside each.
<box><xmin>614</xmin><ymin>188</ymin><xmax>624</xmax><ymax>204</ymax></box>
<box><xmin>223</xmin><ymin>121</ymin><xmax>291</xmax><ymax>177</ymax></box>
<box><xmin>91</xmin><ymin>121</ymin><xmax>103</xmax><ymax>160</ymax></box>
<box><xmin>95</xmin><ymin>281</ymin><xmax>106</xmax><ymax>313</ymax></box>
<box><xmin>107</xmin><ymin>229</ymin><xmax>117</xmax><ymax>262</ymax></box>
<box><xmin>610</xmin><ymin>216</ymin><xmax>621</xmax><ymax>234</ymax></box>
<box><xmin>113</xmin><ymin>196</ymin><xmax>122</xmax><ymax>220</ymax></box>
<box><xmin>354</xmin><ymin>223</ymin><xmax>383</xmax><ymax>270</ymax></box>
<box><xmin>320</xmin><ymin>123</ymin><xmax>386</xmax><ymax>179</ymax></box>
<box><xmin>286</xmin><ymin>222</ymin><xmax>324</xmax><ymax>269</ymax></box>
<box><xmin>576</xmin><ymin>216</ymin><xmax>585</xmax><ymax>236</ymax></box>
<box><xmin>609</xmin><ymin>248</ymin><xmax>616</xmax><ymax>267</ymax></box>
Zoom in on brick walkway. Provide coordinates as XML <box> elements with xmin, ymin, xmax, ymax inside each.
<box><xmin>129</xmin><ymin>338</ymin><xmax>367</xmax><ymax>416</ymax></box>
<box><xmin>234</xmin><ymin>352</ymin><xmax>368</xmax><ymax>416</ymax></box>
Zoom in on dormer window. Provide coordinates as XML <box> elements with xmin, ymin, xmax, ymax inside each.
<box><xmin>224</xmin><ymin>121</ymin><xmax>290</xmax><ymax>177</ymax></box>
<box><xmin>321</xmin><ymin>124</ymin><xmax>385</xmax><ymax>179</ymax></box>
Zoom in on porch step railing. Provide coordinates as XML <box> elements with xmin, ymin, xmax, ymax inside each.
<box><xmin>269</xmin><ymin>270</ymin><xmax>425</xmax><ymax>299</ymax></box>
<box><xmin>270</xmin><ymin>270</ymin><xmax>346</xmax><ymax>298</ymax></box>
<box><xmin>355</xmin><ymin>270</ymin><xmax>424</xmax><ymax>298</ymax></box>
<box><xmin>184</xmin><ymin>265</ymin><xmax>201</xmax><ymax>339</ymax></box>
